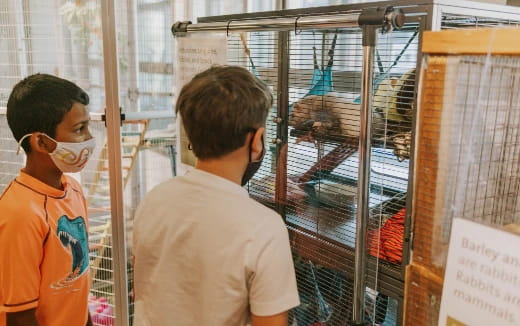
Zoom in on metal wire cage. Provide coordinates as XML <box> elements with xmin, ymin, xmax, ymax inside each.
<box><xmin>173</xmin><ymin>1</ymin><xmax>520</xmax><ymax>325</ymax></box>
<box><xmin>174</xmin><ymin>4</ymin><xmax>419</xmax><ymax>325</ymax></box>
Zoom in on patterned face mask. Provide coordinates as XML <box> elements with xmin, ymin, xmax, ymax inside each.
<box><xmin>17</xmin><ymin>133</ymin><xmax>96</xmax><ymax>173</ymax></box>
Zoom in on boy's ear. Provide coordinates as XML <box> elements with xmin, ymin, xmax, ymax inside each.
<box><xmin>251</xmin><ymin>127</ymin><xmax>265</xmax><ymax>161</ymax></box>
<box><xmin>29</xmin><ymin>133</ymin><xmax>55</xmax><ymax>154</ymax></box>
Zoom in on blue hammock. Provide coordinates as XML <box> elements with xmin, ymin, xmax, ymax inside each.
<box><xmin>306</xmin><ymin>32</ymin><xmax>337</xmax><ymax>97</ymax></box>
<box><xmin>309</xmin><ymin>261</ymin><xmax>333</xmax><ymax>323</ymax></box>
<box><xmin>289</xmin><ymin>32</ymin><xmax>338</xmax><ymax>114</ymax></box>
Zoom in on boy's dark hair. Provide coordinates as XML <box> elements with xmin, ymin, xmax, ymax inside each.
<box><xmin>7</xmin><ymin>73</ymin><xmax>89</xmax><ymax>153</ymax></box>
<box><xmin>176</xmin><ymin>65</ymin><xmax>273</xmax><ymax>160</ymax></box>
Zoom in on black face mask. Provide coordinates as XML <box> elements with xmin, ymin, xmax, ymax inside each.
<box><xmin>241</xmin><ymin>132</ymin><xmax>265</xmax><ymax>186</ymax></box>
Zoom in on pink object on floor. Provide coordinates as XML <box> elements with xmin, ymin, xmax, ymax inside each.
<box><xmin>89</xmin><ymin>294</ymin><xmax>114</xmax><ymax>326</ymax></box>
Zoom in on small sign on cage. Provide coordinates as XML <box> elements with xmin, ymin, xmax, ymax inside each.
<box><xmin>438</xmin><ymin>218</ymin><xmax>520</xmax><ymax>326</ymax></box>
<box><xmin>174</xmin><ymin>34</ymin><xmax>227</xmax><ymax>173</ymax></box>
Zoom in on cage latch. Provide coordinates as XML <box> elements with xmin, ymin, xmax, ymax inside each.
<box><xmin>171</xmin><ymin>21</ymin><xmax>192</xmax><ymax>36</ymax></box>
<box><xmin>358</xmin><ymin>6</ymin><xmax>405</xmax><ymax>46</ymax></box>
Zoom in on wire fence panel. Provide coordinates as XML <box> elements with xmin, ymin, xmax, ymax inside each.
<box><xmin>408</xmin><ymin>15</ymin><xmax>520</xmax><ymax>326</ymax></box>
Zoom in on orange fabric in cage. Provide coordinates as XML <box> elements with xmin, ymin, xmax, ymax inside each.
<box><xmin>367</xmin><ymin>208</ymin><xmax>405</xmax><ymax>263</ymax></box>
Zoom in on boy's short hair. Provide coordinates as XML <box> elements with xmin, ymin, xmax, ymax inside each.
<box><xmin>7</xmin><ymin>73</ymin><xmax>89</xmax><ymax>153</ymax></box>
<box><xmin>176</xmin><ymin>65</ymin><xmax>273</xmax><ymax>160</ymax></box>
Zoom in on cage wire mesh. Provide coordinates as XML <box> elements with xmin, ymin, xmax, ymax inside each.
<box><xmin>226</xmin><ymin>31</ymin><xmax>280</xmax><ymax>206</ymax></box>
<box><xmin>414</xmin><ymin>53</ymin><xmax>520</xmax><ymax>265</ymax></box>
<box><xmin>441</xmin><ymin>56</ymin><xmax>520</xmax><ymax>237</ymax></box>
<box><xmin>441</xmin><ymin>13</ymin><xmax>520</xmax><ymax>30</ymax></box>
<box><xmin>221</xmin><ymin>23</ymin><xmax>419</xmax><ymax>325</ymax></box>
<box><xmin>364</xmin><ymin>23</ymin><xmax>419</xmax><ymax>326</ymax></box>
<box><xmin>285</xmin><ymin>29</ymin><xmax>361</xmax><ymax>326</ymax></box>
<box><xmin>288</xmin><ymin>26</ymin><xmax>417</xmax><ymax>325</ymax></box>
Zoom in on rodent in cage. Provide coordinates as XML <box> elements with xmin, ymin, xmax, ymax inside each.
<box><xmin>289</xmin><ymin>69</ymin><xmax>415</xmax><ymax>145</ymax></box>
<box><xmin>289</xmin><ymin>92</ymin><xmax>361</xmax><ymax>143</ymax></box>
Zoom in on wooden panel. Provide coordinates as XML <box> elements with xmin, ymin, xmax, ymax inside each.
<box><xmin>404</xmin><ymin>55</ymin><xmax>449</xmax><ymax>326</ymax></box>
<box><xmin>422</xmin><ymin>28</ymin><xmax>520</xmax><ymax>55</ymax></box>
<box><xmin>404</xmin><ymin>263</ymin><xmax>444</xmax><ymax>326</ymax></box>
<box><xmin>412</xmin><ymin>55</ymin><xmax>448</xmax><ymax>272</ymax></box>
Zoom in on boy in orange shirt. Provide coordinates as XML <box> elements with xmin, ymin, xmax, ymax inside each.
<box><xmin>0</xmin><ymin>74</ymin><xmax>95</xmax><ymax>326</ymax></box>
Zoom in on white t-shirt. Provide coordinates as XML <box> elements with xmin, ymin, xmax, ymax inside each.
<box><xmin>132</xmin><ymin>169</ymin><xmax>300</xmax><ymax>326</ymax></box>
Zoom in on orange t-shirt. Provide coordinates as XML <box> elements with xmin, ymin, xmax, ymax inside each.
<box><xmin>0</xmin><ymin>171</ymin><xmax>90</xmax><ymax>326</ymax></box>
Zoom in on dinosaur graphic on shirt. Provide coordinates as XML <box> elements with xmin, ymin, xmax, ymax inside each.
<box><xmin>56</xmin><ymin>215</ymin><xmax>89</xmax><ymax>283</ymax></box>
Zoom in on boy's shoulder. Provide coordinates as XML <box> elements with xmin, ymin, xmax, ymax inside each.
<box><xmin>233</xmin><ymin>195</ymin><xmax>285</xmax><ymax>230</ymax></box>
<box><xmin>0</xmin><ymin>180</ymin><xmax>46</xmax><ymax>225</ymax></box>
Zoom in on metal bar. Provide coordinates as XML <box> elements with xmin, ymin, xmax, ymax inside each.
<box><xmin>351</xmin><ymin>7</ymin><xmax>405</xmax><ymax>324</ymax></box>
<box><xmin>352</xmin><ymin>26</ymin><xmax>377</xmax><ymax>326</ymax></box>
<box><xmin>90</xmin><ymin>110</ymin><xmax>175</xmax><ymax>122</ymax></box>
<box><xmin>274</xmin><ymin>31</ymin><xmax>289</xmax><ymax>218</ymax></box>
<box><xmin>429</xmin><ymin>3</ymin><xmax>442</xmax><ymax>31</ymax></box>
<box><xmin>196</xmin><ymin>0</ymin><xmax>429</xmax><ymax>24</ymax></box>
<box><xmin>100</xmin><ymin>1</ymin><xmax>129</xmax><ymax>326</ymax></box>
<box><xmin>174</xmin><ymin>13</ymin><xmax>360</xmax><ymax>34</ymax></box>
<box><xmin>434</xmin><ymin>0</ymin><xmax>520</xmax><ymax>15</ymax></box>
<box><xmin>125</xmin><ymin>111</ymin><xmax>175</xmax><ymax>120</ymax></box>
<box><xmin>402</xmin><ymin>15</ymin><xmax>429</xmax><ymax>274</ymax></box>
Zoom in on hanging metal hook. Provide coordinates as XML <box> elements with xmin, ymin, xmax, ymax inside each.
<box><xmin>226</xmin><ymin>20</ymin><xmax>233</xmax><ymax>37</ymax></box>
<box><xmin>294</xmin><ymin>16</ymin><xmax>302</xmax><ymax>35</ymax></box>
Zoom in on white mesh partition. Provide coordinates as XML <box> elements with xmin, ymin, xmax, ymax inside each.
<box><xmin>111</xmin><ymin>0</ymin><xmax>178</xmax><ymax>323</ymax></box>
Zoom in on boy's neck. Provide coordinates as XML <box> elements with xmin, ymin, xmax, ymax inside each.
<box><xmin>24</xmin><ymin>157</ymin><xmax>64</xmax><ymax>190</ymax></box>
<box><xmin>196</xmin><ymin>151</ymin><xmax>247</xmax><ymax>186</ymax></box>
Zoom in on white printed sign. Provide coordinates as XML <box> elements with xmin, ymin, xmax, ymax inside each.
<box><xmin>438</xmin><ymin>218</ymin><xmax>520</xmax><ymax>326</ymax></box>
<box><xmin>174</xmin><ymin>34</ymin><xmax>227</xmax><ymax>174</ymax></box>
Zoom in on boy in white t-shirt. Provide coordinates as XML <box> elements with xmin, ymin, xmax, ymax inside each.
<box><xmin>132</xmin><ymin>65</ymin><xmax>300</xmax><ymax>326</ymax></box>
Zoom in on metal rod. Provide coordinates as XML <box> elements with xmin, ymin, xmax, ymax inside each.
<box><xmin>100</xmin><ymin>1</ymin><xmax>129</xmax><ymax>326</ymax></box>
<box><xmin>352</xmin><ymin>26</ymin><xmax>376</xmax><ymax>326</ymax></box>
<box><xmin>173</xmin><ymin>13</ymin><xmax>360</xmax><ymax>34</ymax></box>
<box><xmin>275</xmin><ymin>31</ymin><xmax>289</xmax><ymax>218</ymax></box>
<box><xmin>124</xmin><ymin>110</ymin><xmax>175</xmax><ymax>120</ymax></box>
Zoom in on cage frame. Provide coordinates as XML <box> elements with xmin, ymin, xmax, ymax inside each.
<box><xmin>170</xmin><ymin>1</ymin><xmax>520</xmax><ymax>325</ymax></box>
